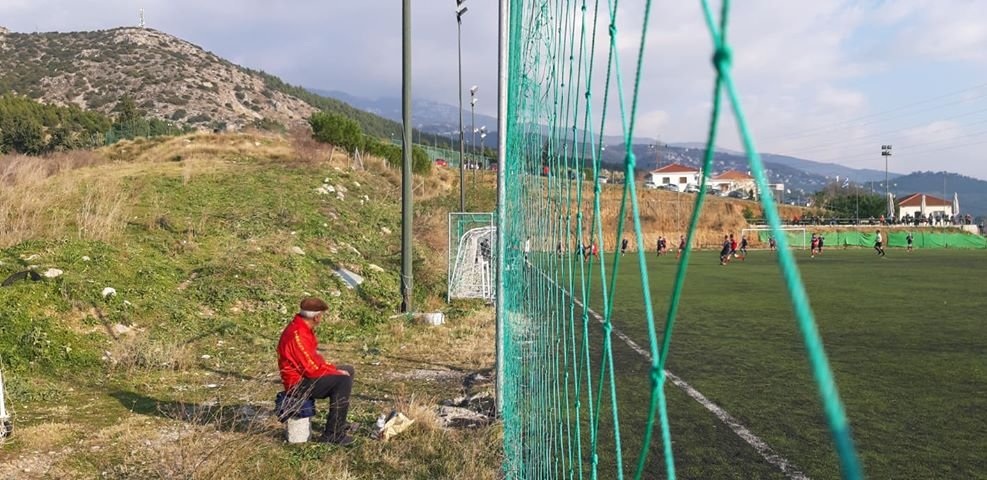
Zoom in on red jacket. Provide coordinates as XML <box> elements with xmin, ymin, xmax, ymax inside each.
<box><xmin>277</xmin><ymin>315</ymin><xmax>343</xmax><ymax>390</ymax></box>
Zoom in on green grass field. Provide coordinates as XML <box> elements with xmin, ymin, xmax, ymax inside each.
<box><xmin>556</xmin><ymin>248</ymin><xmax>987</xmax><ymax>479</ymax></box>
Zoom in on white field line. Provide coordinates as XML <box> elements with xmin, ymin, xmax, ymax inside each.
<box><xmin>530</xmin><ymin>264</ymin><xmax>809</xmax><ymax>479</ymax></box>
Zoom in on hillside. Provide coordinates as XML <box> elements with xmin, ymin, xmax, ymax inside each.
<box><xmin>0</xmin><ymin>133</ymin><xmax>500</xmax><ymax>478</ymax></box>
<box><xmin>0</xmin><ymin>27</ymin><xmax>418</xmax><ymax>139</ymax></box>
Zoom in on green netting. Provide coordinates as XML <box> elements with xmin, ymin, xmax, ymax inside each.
<box><xmin>757</xmin><ymin>230</ymin><xmax>987</xmax><ymax>249</ymax></box>
<box><xmin>498</xmin><ymin>1</ymin><xmax>863</xmax><ymax>479</ymax></box>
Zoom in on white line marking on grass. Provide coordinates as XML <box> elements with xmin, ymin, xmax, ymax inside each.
<box><xmin>530</xmin><ymin>264</ymin><xmax>809</xmax><ymax>479</ymax></box>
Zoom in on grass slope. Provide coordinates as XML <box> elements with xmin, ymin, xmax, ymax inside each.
<box><xmin>0</xmin><ymin>133</ymin><xmax>500</xmax><ymax>479</ymax></box>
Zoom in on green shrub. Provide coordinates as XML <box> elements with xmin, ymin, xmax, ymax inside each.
<box><xmin>364</xmin><ymin>137</ymin><xmax>432</xmax><ymax>175</ymax></box>
<box><xmin>309</xmin><ymin>111</ymin><xmax>364</xmax><ymax>154</ymax></box>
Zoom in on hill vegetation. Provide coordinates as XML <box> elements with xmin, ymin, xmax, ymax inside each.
<box><xmin>0</xmin><ymin>28</ymin><xmax>316</xmax><ymax>131</ymax></box>
<box><xmin>0</xmin><ymin>94</ymin><xmax>192</xmax><ymax>155</ymax></box>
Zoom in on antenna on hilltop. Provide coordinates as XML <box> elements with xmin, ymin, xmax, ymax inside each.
<box><xmin>139</xmin><ymin>8</ymin><xmax>146</xmax><ymax>29</ymax></box>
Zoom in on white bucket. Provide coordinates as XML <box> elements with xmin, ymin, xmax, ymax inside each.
<box><xmin>422</xmin><ymin>312</ymin><xmax>445</xmax><ymax>326</ymax></box>
<box><xmin>285</xmin><ymin>416</ymin><xmax>311</xmax><ymax>443</ymax></box>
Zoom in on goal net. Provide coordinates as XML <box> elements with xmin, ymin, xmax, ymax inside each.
<box><xmin>448</xmin><ymin>212</ymin><xmax>497</xmax><ymax>301</ymax></box>
<box><xmin>742</xmin><ymin>226</ymin><xmax>808</xmax><ymax>249</ymax></box>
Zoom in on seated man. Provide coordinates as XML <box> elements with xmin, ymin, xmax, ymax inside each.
<box><xmin>277</xmin><ymin>297</ymin><xmax>355</xmax><ymax>445</ymax></box>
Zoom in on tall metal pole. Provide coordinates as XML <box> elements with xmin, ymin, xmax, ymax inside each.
<box><xmin>495</xmin><ymin>0</ymin><xmax>508</xmax><ymax>418</ymax></box>
<box><xmin>400</xmin><ymin>0</ymin><xmax>414</xmax><ymax>313</ymax></box>
<box><xmin>882</xmin><ymin>144</ymin><xmax>892</xmax><ymax>217</ymax></box>
<box><xmin>470</xmin><ymin>94</ymin><xmax>477</xmax><ymax>186</ymax></box>
<box><xmin>457</xmin><ymin>7</ymin><xmax>467</xmax><ymax>212</ymax></box>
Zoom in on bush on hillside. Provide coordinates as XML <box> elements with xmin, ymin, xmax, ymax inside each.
<box><xmin>309</xmin><ymin>111</ymin><xmax>365</xmax><ymax>154</ymax></box>
<box><xmin>364</xmin><ymin>137</ymin><xmax>431</xmax><ymax>175</ymax></box>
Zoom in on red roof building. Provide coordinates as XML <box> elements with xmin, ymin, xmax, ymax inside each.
<box><xmin>897</xmin><ymin>193</ymin><xmax>950</xmax><ymax>207</ymax></box>
<box><xmin>645</xmin><ymin>163</ymin><xmax>702</xmax><ymax>189</ymax></box>
<box><xmin>896</xmin><ymin>193</ymin><xmax>955</xmax><ymax>219</ymax></box>
<box><xmin>709</xmin><ymin>170</ymin><xmax>757</xmax><ymax>194</ymax></box>
<box><xmin>711</xmin><ymin>170</ymin><xmax>753</xmax><ymax>181</ymax></box>
<box><xmin>649</xmin><ymin>163</ymin><xmax>700</xmax><ymax>174</ymax></box>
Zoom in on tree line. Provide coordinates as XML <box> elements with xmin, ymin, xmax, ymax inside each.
<box><xmin>0</xmin><ymin>94</ymin><xmax>190</xmax><ymax>155</ymax></box>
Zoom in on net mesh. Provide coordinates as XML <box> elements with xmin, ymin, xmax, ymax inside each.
<box><xmin>498</xmin><ymin>1</ymin><xmax>863</xmax><ymax>479</ymax></box>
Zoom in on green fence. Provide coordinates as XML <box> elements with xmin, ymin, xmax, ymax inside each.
<box><xmin>757</xmin><ymin>230</ymin><xmax>987</xmax><ymax>249</ymax></box>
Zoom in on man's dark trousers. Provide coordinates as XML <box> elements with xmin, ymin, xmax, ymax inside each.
<box><xmin>291</xmin><ymin>365</ymin><xmax>355</xmax><ymax>438</ymax></box>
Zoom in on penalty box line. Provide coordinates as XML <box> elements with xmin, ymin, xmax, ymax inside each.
<box><xmin>526</xmin><ymin>262</ymin><xmax>809</xmax><ymax>480</ymax></box>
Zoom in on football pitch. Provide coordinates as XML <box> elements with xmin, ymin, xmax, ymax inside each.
<box><xmin>571</xmin><ymin>248</ymin><xmax>987</xmax><ymax>479</ymax></box>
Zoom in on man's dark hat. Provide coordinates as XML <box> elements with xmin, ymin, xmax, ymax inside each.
<box><xmin>300</xmin><ymin>297</ymin><xmax>329</xmax><ymax>312</ymax></box>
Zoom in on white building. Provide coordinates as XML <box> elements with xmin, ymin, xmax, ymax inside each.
<box><xmin>709</xmin><ymin>170</ymin><xmax>757</xmax><ymax>195</ymax></box>
<box><xmin>646</xmin><ymin>163</ymin><xmax>701</xmax><ymax>188</ymax></box>
<box><xmin>897</xmin><ymin>193</ymin><xmax>954</xmax><ymax>220</ymax></box>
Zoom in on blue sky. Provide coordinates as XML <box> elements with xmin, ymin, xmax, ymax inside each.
<box><xmin>2</xmin><ymin>1</ymin><xmax>986</xmax><ymax>180</ymax></box>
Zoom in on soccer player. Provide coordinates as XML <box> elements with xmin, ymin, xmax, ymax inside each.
<box><xmin>874</xmin><ymin>229</ymin><xmax>886</xmax><ymax>257</ymax></box>
<box><xmin>719</xmin><ymin>235</ymin><xmax>731</xmax><ymax>265</ymax></box>
<box><xmin>729</xmin><ymin>234</ymin><xmax>738</xmax><ymax>259</ymax></box>
<box><xmin>676</xmin><ymin>235</ymin><xmax>687</xmax><ymax>259</ymax></box>
<box><xmin>621</xmin><ymin>238</ymin><xmax>629</xmax><ymax>256</ymax></box>
<box><xmin>656</xmin><ymin>237</ymin><xmax>662</xmax><ymax>257</ymax></box>
<box><xmin>659</xmin><ymin>236</ymin><xmax>668</xmax><ymax>255</ymax></box>
<box><xmin>739</xmin><ymin>236</ymin><xmax>749</xmax><ymax>261</ymax></box>
<box><xmin>817</xmin><ymin>234</ymin><xmax>825</xmax><ymax>255</ymax></box>
<box><xmin>810</xmin><ymin>233</ymin><xmax>819</xmax><ymax>258</ymax></box>
<box><xmin>906</xmin><ymin>232</ymin><xmax>914</xmax><ymax>252</ymax></box>
<box><xmin>769</xmin><ymin>235</ymin><xmax>776</xmax><ymax>251</ymax></box>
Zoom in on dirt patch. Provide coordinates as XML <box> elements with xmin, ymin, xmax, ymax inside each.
<box><xmin>388</xmin><ymin>369</ymin><xmax>462</xmax><ymax>382</ymax></box>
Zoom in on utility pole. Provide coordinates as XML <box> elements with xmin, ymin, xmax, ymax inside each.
<box><xmin>400</xmin><ymin>0</ymin><xmax>414</xmax><ymax>312</ymax></box>
<box><xmin>456</xmin><ymin>0</ymin><xmax>469</xmax><ymax>212</ymax></box>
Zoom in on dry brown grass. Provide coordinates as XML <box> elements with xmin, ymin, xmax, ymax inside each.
<box><xmin>384</xmin><ymin>309</ymin><xmax>495</xmax><ymax>373</ymax></box>
<box><xmin>110</xmin><ymin>336</ymin><xmax>196</xmax><ymax>374</ymax></box>
<box><xmin>0</xmin><ymin>153</ymin><xmax>131</xmax><ymax>247</ymax></box>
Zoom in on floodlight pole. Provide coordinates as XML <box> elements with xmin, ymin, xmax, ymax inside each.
<box><xmin>400</xmin><ymin>0</ymin><xmax>414</xmax><ymax>312</ymax></box>
<box><xmin>471</xmin><ymin>89</ymin><xmax>477</xmax><ymax>182</ymax></box>
<box><xmin>882</xmin><ymin>144</ymin><xmax>892</xmax><ymax>217</ymax></box>
<box><xmin>457</xmin><ymin>1</ymin><xmax>468</xmax><ymax>212</ymax></box>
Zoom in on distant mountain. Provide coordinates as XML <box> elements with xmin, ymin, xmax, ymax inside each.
<box><xmin>310</xmin><ymin>89</ymin><xmax>655</xmax><ymax>148</ymax></box>
<box><xmin>311</xmin><ymin>89</ymin><xmax>493</xmax><ymax>140</ymax></box>
<box><xmin>760</xmin><ymin>152</ymin><xmax>899</xmax><ymax>184</ymax></box>
<box><xmin>890</xmin><ymin>171</ymin><xmax>987</xmax><ymax>217</ymax></box>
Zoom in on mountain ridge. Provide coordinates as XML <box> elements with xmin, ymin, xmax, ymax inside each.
<box><xmin>0</xmin><ymin>27</ymin><xmax>318</xmax><ymax>130</ymax></box>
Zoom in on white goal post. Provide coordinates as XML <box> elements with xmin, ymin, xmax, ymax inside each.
<box><xmin>741</xmin><ymin>226</ymin><xmax>808</xmax><ymax>250</ymax></box>
<box><xmin>448</xmin><ymin>213</ymin><xmax>497</xmax><ymax>301</ymax></box>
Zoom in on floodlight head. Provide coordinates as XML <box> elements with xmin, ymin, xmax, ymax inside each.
<box><xmin>457</xmin><ymin>4</ymin><xmax>468</xmax><ymax>20</ymax></box>
<box><xmin>471</xmin><ymin>98</ymin><xmax>477</xmax><ymax>106</ymax></box>
<box><xmin>470</xmin><ymin>85</ymin><xmax>479</xmax><ymax>94</ymax></box>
